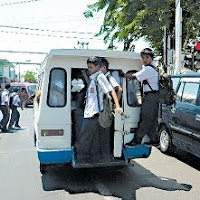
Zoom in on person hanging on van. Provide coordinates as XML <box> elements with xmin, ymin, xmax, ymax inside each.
<box><xmin>124</xmin><ymin>48</ymin><xmax>159</xmax><ymax>146</ymax></box>
<box><xmin>8</xmin><ymin>87</ymin><xmax>23</xmax><ymax>130</ymax></box>
<box><xmin>99</xmin><ymin>57</ymin><xmax>123</xmax><ymax>102</ymax></box>
<box><xmin>0</xmin><ymin>83</ymin><xmax>11</xmax><ymax>132</ymax></box>
<box><xmin>76</xmin><ymin>56</ymin><xmax>123</xmax><ymax>163</ymax></box>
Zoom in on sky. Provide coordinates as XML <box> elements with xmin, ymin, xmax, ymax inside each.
<box><xmin>0</xmin><ymin>0</ymin><xmax>149</xmax><ymax>75</ymax></box>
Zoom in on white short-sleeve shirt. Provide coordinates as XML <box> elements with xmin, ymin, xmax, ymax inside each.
<box><xmin>135</xmin><ymin>65</ymin><xmax>159</xmax><ymax>92</ymax></box>
<box><xmin>84</xmin><ymin>71</ymin><xmax>113</xmax><ymax>118</ymax></box>
<box><xmin>12</xmin><ymin>93</ymin><xmax>21</xmax><ymax>106</ymax></box>
<box><xmin>105</xmin><ymin>71</ymin><xmax>120</xmax><ymax>89</ymax></box>
<box><xmin>1</xmin><ymin>89</ymin><xmax>9</xmax><ymax>106</ymax></box>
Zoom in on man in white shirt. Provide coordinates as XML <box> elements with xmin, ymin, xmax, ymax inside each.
<box><xmin>99</xmin><ymin>57</ymin><xmax>122</xmax><ymax>102</ymax></box>
<box><xmin>8</xmin><ymin>87</ymin><xmax>23</xmax><ymax>130</ymax></box>
<box><xmin>124</xmin><ymin>48</ymin><xmax>159</xmax><ymax>146</ymax></box>
<box><xmin>0</xmin><ymin>83</ymin><xmax>11</xmax><ymax>132</ymax></box>
<box><xmin>76</xmin><ymin>56</ymin><xmax>123</xmax><ymax>163</ymax></box>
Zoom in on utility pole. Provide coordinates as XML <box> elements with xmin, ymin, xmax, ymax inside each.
<box><xmin>18</xmin><ymin>63</ymin><xmax>21</xmax><ymax>82</ymax></box>
<box><xmin>174</xmin><ymin>0</ymin><xmax>182</xmax><ymax>74</ymax></box>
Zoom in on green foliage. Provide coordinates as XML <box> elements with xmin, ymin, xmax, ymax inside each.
<box><xmin>24</xmin><ymin>71</ymin><xmax>37</xmax><ymax>83</ymax></box>
<box><xmin>84</xmin><ymin>0</ymin><xmax>200</xmax><ymax>54</ymax></box>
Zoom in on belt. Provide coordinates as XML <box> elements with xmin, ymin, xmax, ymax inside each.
<box><xmin>144</xmin><ymin>90</ymin><xmax>159</xmax><ymax>95</ymax></box>
<box><xmin>93</xmin><ymin>113</ymin><xmax>99</xmax><ymax>118</ymax></box>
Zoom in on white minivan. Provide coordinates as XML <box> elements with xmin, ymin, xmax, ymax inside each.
<box><xmin>34</xmin><ymin>49</ymin><xmax>151</xmax><ymax>173</ymax></box>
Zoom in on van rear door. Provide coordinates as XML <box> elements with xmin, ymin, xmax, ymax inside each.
<box><xmin>38</xmin><ymin>67</ymin><xmax>71</xmax><ymax>151</ymax></box>
<box><xmin>114</xmin><ymin>76</ymin><xmax>151</xmax><ymax>159</ymax></box>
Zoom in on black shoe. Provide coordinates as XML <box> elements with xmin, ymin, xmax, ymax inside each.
<box><xmin>15</xmin><ymin>125</ymin><xmax>21</xmax><ymax>129</ymax></box>
<box><xmin>2</xmin><ymin>129</ymin><xmax>12</xmax><ymax>133</ymax></box>
<box><xmin>125</xmin><ymin>140</ymin><xmax>140</xmax><ymax>146</ymax></box>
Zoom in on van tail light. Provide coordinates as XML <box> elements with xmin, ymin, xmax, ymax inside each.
<box><xmin>41</xmin><ymin>129</ymin><xmax>64</xmax><ymax>136</ymax></box>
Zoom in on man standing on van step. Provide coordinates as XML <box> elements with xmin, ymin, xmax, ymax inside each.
<box><xmin>124</xmin><ymin>48</ymin><xmax>159</xmax><ymax>146</ymax></box>
<box><xmin>8</xmin><ymin>87</ymin><xmax>23</xmax><ymax>130</ymax></box>
<box><xmin>76</xmin><ymin>56</ymin><xmax>123</xmax><ymax>163</ymax></box>
<box><xmin>0</xmin><ymin>83</ymin><xmax>11</xmax><ymax>132</ymax></box>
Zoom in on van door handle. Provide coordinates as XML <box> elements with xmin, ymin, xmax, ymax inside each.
<box><xmin>195</xmin><ymin>114</ymin><xmax>200</xmax><ymax>122</ymax></box>
<box><xmin>171</xmin><ymin>107</ymin><xmax>176</xmax><ymax>114</ymax></box>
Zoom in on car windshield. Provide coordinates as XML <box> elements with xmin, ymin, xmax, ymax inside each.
<box><xmin>27</xmin><ymin>85</ymin><xmax>37</xmax><ymax>94</ymax></box>
<box><xmin>10</xmin><ymin>86</ymin><xmax>20</xmax><ymax>92</ymax></box>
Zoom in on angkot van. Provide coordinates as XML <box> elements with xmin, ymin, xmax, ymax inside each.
<box><xmin>33</xmin><ymin>49</ymin><xmax>151</xmax><ymax>173</ymax></box>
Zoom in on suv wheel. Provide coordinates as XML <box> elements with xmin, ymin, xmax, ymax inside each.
<box><xmin>159</xmin><ymin>127</ymin><xmax>172</xmax><ymax>153</ymax></box>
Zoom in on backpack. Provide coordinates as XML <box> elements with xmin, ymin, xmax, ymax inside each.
<box><xmin>144</xmin><ymin>66</ymin><xmax>176</xmax><ymax>106</ymax></box>
<box><xmin>9</xmin><ymin>92</ymin><xmax>16</xmax><ymax>107</ymax></box>
<box><xmin>158</xmin><ymin>68</ymin><xmax>176</xmax><ymax>105</ymax></box>
<box><xmin>95</xmin><ymin>74</ymin><xmax>114</xmax><ymax>129</ymax></box>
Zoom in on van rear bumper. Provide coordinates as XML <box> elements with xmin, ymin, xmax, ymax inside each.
<box><xmin>123</xmin><ymin>145</ymin><xmax>151</xmax><ymax>159</ymax></box>
<box><xmin>37</xmin><ymin>147</ymin><xmax>74</xmax><ymax>164</ymax></box>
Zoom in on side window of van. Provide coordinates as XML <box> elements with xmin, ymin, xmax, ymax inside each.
<box><xmin>182</xmin><ymin>82</ymin><xmax>199</xmax><ymax>105</ymax></box>
<box><xmin>47</xmin><ymin>68</ymin><xmax>67</xmax><ymax>107</ymax></box>
<box><xmin>127</xmin><ymin>78</ymin><xmax>142</xmax><ymax>107</ymax></box>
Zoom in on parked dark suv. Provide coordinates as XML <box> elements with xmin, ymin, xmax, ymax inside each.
<box><xmin>158</xmin><ymin>73</ymin><xmax>200</xmax><ymax>158</ymax></box>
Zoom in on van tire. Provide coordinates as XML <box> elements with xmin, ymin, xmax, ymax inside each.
<box><xmin>40</xmin><ymin>163</ymin><xmax>48</xmax><ymax>174</ymax></box>
<box><xmin>159</xmin><ymin>126</ymin><xmax>173</xmax><ymax>154</ymax></box>
<box><xmin>34</xmin><ymin>131</ymin><xmax>36</xmax><ymax>147</ymax></box>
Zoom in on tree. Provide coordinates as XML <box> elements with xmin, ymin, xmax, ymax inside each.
<box><xmin>84</xmin><ymin>0</ymin><xmax>200</xmax><ymax>55</ymax></box>
<box><xmin>24</xmin><ymin>71</ymin><xmax>37</xmax><ymax>83</ymax></box>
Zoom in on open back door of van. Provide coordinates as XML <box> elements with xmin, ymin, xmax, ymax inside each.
<box><xmin>113</xmin><ymin>77</ymin><xmax>151</xmax><ymax>160</ymax></box>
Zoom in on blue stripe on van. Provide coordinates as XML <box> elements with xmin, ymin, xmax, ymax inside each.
<box><xmin>37</xmin><ymin>148</ymin><xmax>75</xmax><ymax>164</ymax></box>
<box><xmin>123</xmin><ymin>145</ymin><xmax>151</xmax><ymax>160</ymax></box>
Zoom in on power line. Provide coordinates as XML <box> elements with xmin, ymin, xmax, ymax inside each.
<box><xmin>0</xmin><ymin>0</ymin><xmax>42</xmax><ymax>7</ymax></box>
<box><xmin>0</xmin><ymin>29</ymin><xmax>104</xmax><ymax>40</ymax></box>
<box><xmin>0</xmin><ymin>24</ymin><xmax>97</xmax><ymax>35</ymax></box>
<box><xmin>0</xmin><ymin>50</ymin><xmax>48</xmax><ymax>54</ymax></box>
<box><xmin>10</xmin><ymin>61</ymin><xmax>41</xmax><ymax>65</ymax></box>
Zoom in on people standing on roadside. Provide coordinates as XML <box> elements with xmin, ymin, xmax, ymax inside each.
<box><xmin>0</xmin><ymin>83</ymin><xmax>11</xmax><ymax>132</ymax></box>
<box><xmin>99</xmin><ymin>57</ymin><xmax>123</xmax><ymax>102</ymax></box>
<box><xmin>8</xmin><ymin>87</ymin><xmax>23</xmax><ymax>130</ymax></box>
<box><xmin>124</xmin><ymin>48</ymin><xmax>159</xmax><ymax>146</ymax></box>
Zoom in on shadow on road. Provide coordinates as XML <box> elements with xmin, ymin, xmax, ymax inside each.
<box><xmin>168</xmin><ymin>150</ymin><xmax>200</xmax><ymax>171</ymax></box>
<box><xmin>41</xmin><ymin>161</ymin><xmax>192</xmax><ymax>200</ymax></box>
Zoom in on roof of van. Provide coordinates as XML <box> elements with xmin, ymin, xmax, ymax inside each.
<box><xmin>47</xmin><ymin>49</ymin><xmax>140</xmax><ymax>60</ymax></box>
<box><xmin>39</xmin><ymin>49</ymin><xmax>142</xmax><ymax>73</ymax></box>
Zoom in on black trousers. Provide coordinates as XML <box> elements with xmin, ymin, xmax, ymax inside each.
<box><xmin>76</xmin><ymin>114</ymin><xmax>111</xmax><ymax>161</ymax></box>
<box><xmin>0</xmin><ymin>105</ymin><xmax>9</xmax><ymax>130</ymax></box>
<box><xmin>9</xmin><ymin>105</ymin><xmax>20</xmax><ymax>128</ymax></box>
<box><xmin>134</xmin><ymin>91</ymin><xmax>159</xmax><ymax>143</ymax></box>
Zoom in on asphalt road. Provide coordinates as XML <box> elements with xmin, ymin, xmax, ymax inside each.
<box><xmin>0</xmin><ymin>106</ymin><xmax>199</xmax><ymax>200</ymax></box>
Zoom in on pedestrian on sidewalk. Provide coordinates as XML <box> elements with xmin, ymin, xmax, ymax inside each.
<box><xmin>8</xmin><ymin>87</ymin><xmax>23</xmax><ymax>130</ymax></box>
<box><xmin>0</xmin><ymin>83</ymin><xmax>11</xmax><ymax>132</ymax></box>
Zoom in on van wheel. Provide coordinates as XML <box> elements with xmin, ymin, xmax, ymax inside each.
<box><xmin>159</xmin><ymin>127</ymin><xmax>172</xmax><ymax>153</ymax></box>
<box><xmin>34</xmin><ymin>131</ymin><xmax>36</xmax><ymax>147</ymax></box>
<box><xmin>40</xmin><ymin>163</ymin><xmax>48</xmax><ymax>174</ymax></box>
